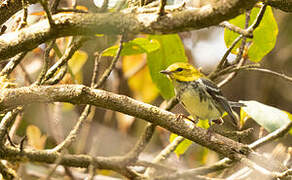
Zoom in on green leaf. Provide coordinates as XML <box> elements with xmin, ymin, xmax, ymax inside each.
<box><xmin>102</xmin><ymin>38</ymin><xmax>160</xmax><ymax>56</ymax></box>
<box><xmin>224</xmin><ymin>6</ymin><xmax>278</xmax><ymax>62</ymax></box>
<box><xmin>147</xmin><ymin>34</ymin><xmax>188</xmax><ymax>99</ymax></box>
<box><xmin>240</xmin><ymin>100</ymin><xmax>290</xmax><ymax>132</ymax></box>
<box><xmin>169</xmin><ymin>133</ymin><xmax>192</xmax><ymax>157</ymax></box>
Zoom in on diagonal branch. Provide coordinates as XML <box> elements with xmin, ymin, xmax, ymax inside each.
<box><xmin>0</xmin><ymin>84</ymin><xmax>249</xmax><ymax>160</ymax></box>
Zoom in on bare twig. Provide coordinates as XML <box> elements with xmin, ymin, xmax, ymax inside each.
<box><xmin>50</xmin><ymin>0</ymin><xmax>61</xmax><ymax>13</ymax></box>
<box><xmin>0</xmin><ymin>52</ymin><xmax>27</xmax><ymax>76</ymax></box>
<box><xmin>39</xmin><ymin>0</ymin><xmax>55</xmax><ymax>26</ymax></box>
<box><xmin>46</xmin><ymin>150</ymin><xmax>66</xmax><ymax>179</ymax></box>
<box><xmin>209</xmin><ymin>34</ymin><xmax>243</xmax><ymax>79</ymax></box>
<box><xmin>158</xmin><ymin>0</ymin><xmax>167</xmax><ymax>15</ymax></box>
<box><xmin>49</xmin><ymin>105</ymin><xmax>91</xmax><ymax>152</ymax></box>
<box><xmin>0</xmin><ymin>109</ymin><xmax>23</xmax><ymax>145</ymax></box>
<box><xmin>249</xmin><ymin>122</ymin><xmax>292</xmax><ymax>149</ymax></box>
<box><xmin>219</xmin><ymin>21</ymin><xmax>252</xmax><ymax>38</ymax></box>
<box><xmin>247</xmin><ymin>4</ymin><xmax>267</xmax><ymax>32</ymax></box>
<box><xmin>36</xmin><ymin>41</ymin><xmax>55</xmax><ymax>85</ymax></box>
<box><xmin>18</xmin><ymin>0</ymin><xmax>28</xmax><ymax>29</ymax></box>
<box><xmin>45</xmin><ymin>65</ymin><xmax>68</xmax><ymax>85</ymax></box>
<box><xmin>43</xmin><ymin>37</ymin><xmax>88</xmax><ymax>82</ymax></box>
<box><xmin>0</xmin><ymin>25</ymin><xmax>7</xmax><ymax>35</ymax></box>
<box><xmin>125</xmin><ymin>124</ymin><xmax>156</xmax><ymax>162</ymax></box>
<box><xmin>217</xmin><ymin>10</ymin><xmax>251</xmax><ymax>87</ymax></box>
<box><xmin>0</xmin><ymin>160</ymin><xmax>18</xmax><ymax>180</ymax></box>
<box><xmin>144</xmin><ymin>135</ymin><xmax>184</xmax><ymax>177</ymax></box>
<box><xmin>94</xmin><ymin>36</ymin><xmax>124</xmax><ymax>88</ymax></box>
<box><xmin>240</xmin><ymin>67</ymin><xmax>292</xmax><ymax>83</ymax></box>
<box><xmin>101</xmin><ymin>0</ymin><xmax>109</xmax><ymax>11</ymax></box>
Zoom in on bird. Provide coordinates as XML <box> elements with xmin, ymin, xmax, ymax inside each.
<box><xmin>160</xmin><ymin>62</ymin><xmax>243</xmax><ymax>129</ymax></box>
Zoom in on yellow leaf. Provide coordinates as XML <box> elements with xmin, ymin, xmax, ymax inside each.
<box><xmin>30</xmin><ymin>11</ymin><xmax>45</xmax><ymax>16</ymax></box>
<box><xmin>68</xmin><ymin>50</ymin><xmax>88</xmax><ymax>83</ymax></box>
<box><xmin>62</xmin><ymin>103</ymin><xmax>75</xmax><ymax>112</ymax></box>
<box><xmin>26</xmin><ymin>125</ymin><xmax>47</xmax><ymax>150</ymax></box>
<box><xmin>122</xmin><ymin>55</ymin><xmax>159</xmax><ymax>103</ymax></box>
<box><xmin>240</xmin><ymin>107</ymin><xmax>250</xmax><ymax>126</ymax></box>
<box><xmin>76</xmin><ymin>5</ymin><xmax>88</xmax><ymax>12</ymax></box>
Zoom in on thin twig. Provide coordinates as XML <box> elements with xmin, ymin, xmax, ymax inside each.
<box><xmin>101</xmin><ymin>0</ymin><xmax>109</xmax><ymax>11</ymax></box>
<box><xmin>39</xmin><ymin>0</ymin><xmax>55</xmax><ymax>26</ymax></box>
<box><xmin>6</xmin><ymin>130</ymin><xmax>16</xmax><ymax>147</ymax></box>
<box><xmin>44</xmin><ymin>65</ymin><xmax>67</xmax><ymax>85</ymax></box>
<box><xmin>240</xmin><ymin>67</ymin><xmax>292</xmax><ymax>83</ymax></box>
<box><xmin>219</xmin><ymin>21</ymin><xmax>252</xmax><ymax>38</ymax></box>
<box><xmin>44</xmin><ymin>37</ymin><xmax>88</xmax><ymax>82</ymax></box>
<box><xmin>158</xmin><ymin>0</ymin><xmax>167</xmax><ymax>15</ymax></box>
<box><xmin>249</xmin><ymin>122</ymin><xmax>292</xmax><ymax>149</ymax></box>
<box><xmin>0</xmin><ymin>160</ymin><xmax>18</xmax><ymax>180</ymax></box>
<box><xmin>209</xmin><ymin>34</ymin><xmax>243</xmax><ymax>79</ymax></box>
<box><xmin>0</xmin><ymin>109</ymin><xmax>23</xmax><ymax>145</ymax></box>
<box><xmin>50</xmin><ymin>0</ymin><xmax>61</xmax><ymax>13</ymax></box>
<box><xmin>125</xmin><ymin>124</ymin><xmax>156</xmax><ymax>162</ymax></box>
<box><xmin>46</xmin><ymin>150</ymin><xmax>66</xmax><ymax>179</ymax></box>
<box><xmin>217</xmin><ymin>10</ymin><xmax>251</xmax><ymax>87</ymax></box>
<box><xmin>19</xmin><ymin>135</ymin><xmax>27</xmax><ymax>153</ymax></box>
<box><xmin>212</xmin><ymin>64</ymin><xmax>260</xmax><ymax>80</ymax></box>
<box><xmin>0</xmin><ymin>25</ymin><xmax>7</xmax><ymax>35</ymax></box>
<box><xmin>0</xmin><ymin>52</ymin><xmax>27</xmax><ymax>77</ymax></box>
<box><xmin>49</xmin><ymin>48</ymin><xmax>102</xmax><ymax>152</ymax></box>
<box><xmin>91</xmin><ymin>53</ymin><xmax>102</xmax><ymax>87</ymax></box>
<box><xmin>144</xmin><ymin>135</ymin><xmax>185</xmax><ymax>177</ymax></box>
<box><xmin>49</xmin><ymin>105</ymin><xmax>91</xmax><ymax>152</ymax></box>
<box><xmin>18</xmin><ymin>0</ymin><xmax>28</xmax><ymax>29</ymax></box>
<box><xmin>247</xmin><ymin>4</ymin><xmax>267</xmax><ymax>32</ymax></box>
<box><xmin>94</xmin><ymin>36</ymin><xmax>124</xmax><ymax>88</ymax></box>
<box><xmin>36</xmin><ymin>41</ymin><xmax>55</xmax><ymax>85</ymax></box>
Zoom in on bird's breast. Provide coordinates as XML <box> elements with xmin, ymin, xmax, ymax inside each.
<box><xmin>174</xmin><ymin>81</ymin><xmax>221</xmax><ymax>120</ymax></box>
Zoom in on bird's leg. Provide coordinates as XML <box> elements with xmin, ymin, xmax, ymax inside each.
<box><xmin>176</xmin><ymin>114</ymin><xmax>198</xmax><ymax>124</ymax></box>
<box><xmin>206</xmin><ymin>119</ymin><xmax>215</xmax><ymax>137</ymax></box>
<box><xmin>212</xmin><ymin>117</ymin><xmax>224</xmax><ymax>125</ymax></box>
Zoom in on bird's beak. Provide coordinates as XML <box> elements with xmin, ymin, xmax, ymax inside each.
<box><xmin>160</xmin><ymin>70</ymin><xmax>171</xmax><ymax>75</ymax></box>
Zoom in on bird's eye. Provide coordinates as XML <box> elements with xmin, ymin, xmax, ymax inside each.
<box><xmin>176</xmin><ymin>68</ymin><xmax>183</xmax><ymax>72</ymax></box>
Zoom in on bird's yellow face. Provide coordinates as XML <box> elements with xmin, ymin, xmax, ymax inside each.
<box><xmin>160</xmin><ymin>62</ymin><xmax>203</xmax><ymax>82</ymax></box>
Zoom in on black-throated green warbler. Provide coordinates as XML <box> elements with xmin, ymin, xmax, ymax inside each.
<box><xmin>160</xmin><ymin>62</ymin><xmax>242</xmax><ymax>128</ymax></box>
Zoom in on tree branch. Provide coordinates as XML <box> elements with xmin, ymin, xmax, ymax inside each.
<box><xmin>0</xmin><ymin>0</ymin><xmax>258</xmax><ymax>60</ymax></box>
<box><xmin>265</xmin><ymin>0</ymin><xmax>292</xmax><ymax>12</ymax></box>
<box><xmin>0</xmin><ymin>84</ymin><xmax>250</xmax><ymax>160</ymax></box>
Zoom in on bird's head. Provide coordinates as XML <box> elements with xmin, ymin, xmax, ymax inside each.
<box><xmin>160</xmin><ymin>62</ymin><xmax>203</xmax><ymax>82</ymax></box>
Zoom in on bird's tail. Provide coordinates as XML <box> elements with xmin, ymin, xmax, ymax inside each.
<box><xmin>227</xmin><ymin>101</ymin><xmax>245</xmax><ymax>129</ymax></box>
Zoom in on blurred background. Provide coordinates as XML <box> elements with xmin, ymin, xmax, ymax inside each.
<box><xmin>1</xmin><ymin>0</ymin><xmax>292</xmax><ymax>178</ymax></box>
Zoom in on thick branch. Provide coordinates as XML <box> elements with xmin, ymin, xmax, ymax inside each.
<box><xmin>0</xmin><ymin>0</ymin><xmax>258</xmax><ymax>60</ymax></box>
<box><xmin>265</xmin><ymin>0</ymin><xmax>292</xmax><ymax>12</ymax></box>
<box><xmin>0</xmin><ymin>85</ymin><xmax>250</xmax><ymax>160</ymax></box>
